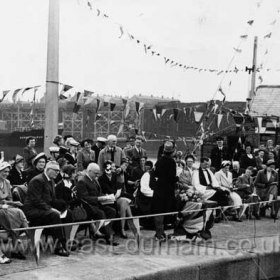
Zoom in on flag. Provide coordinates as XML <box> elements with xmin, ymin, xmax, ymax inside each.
<box><xmin>124</xmin><ymin>102</ymin><xmax>130</xmax><ymax>119</ymax></box>
<box><xmin>217</xmin><ymin>114</ymin><xmax>223</xmax><ymax>128</ymax></box>
<box><xmin>119</xmin><ymin>25</ymin><xmax>124</xmax><ymax>38</ymax></box>
<box><xmin>12</xmin><ymin>88</ymin><xmax>23</xmax><ymax>103</ymax></box>
<box><xmin>270</xmin><ymin>19</ymin><xmax>277</xmax><ymax>25</ymax></box>
<box><xmin>73</xmin><ymin>92</ymin><xmax>82</xmax><ymax>113</ymax></box>
<box><xmin>240</xmin><ymin>35</ymin><xmax>248</xmax><ymax>39</ymax></box>
<box><xmin>84</xmin><ymin>90</ymin><xmax>94</xmax><ymax>96</ymax></box>
<box><xmin>264</xmin><ymin>32</ymin><xmax>272</xmax><ymax>39</ymax></box>
<box><xmin>194</xmin><ymin>112</ymin><xmax>203</xmax><ymax>123</ymax></box>
<box><xmin>258</xmin><ymin>76</ymin><xmax>263</xmax><ymax>84</ymax></box>
<box><xmin>96</xmin><ymin>98</ymin><xmax>101</xmax><ymax>112</ymax></box>
<box><xmin>234</xmin><ymin>67</ymin><xmax>239</xmax><ymax>73</ymax></box>
<box><xmin>272</xmin><ymin>119</ymin><xmax>277</xmax><ymax>128</ymax></box>
<box><xmin>164</xmin><ymin>57</ymin><xmax>170</xmax><ymax>64</ymax></box>
<box><xmin>218</xmin><ymin>87</ymin><xmax>226</xmax><ymax>104</ymax></box>
<box><xmin>152</xmin><ymin>108</ymin><xmax>157</xmax><ymax>121</ymax></box>
<box><xmin>110</xmin><ymin>103</ymin><xmax>116</xmax><ymax>111</ymax></box>
<box><xmin>0</xmin><ymin>90</ymin><xmax>10</xmax><ymax>103</ymax></box>
<box><xmin>247</xmin><ymin>20</ymin><xmax>254</xmax><ymax>25</ymax></box>
<box><xmin>122</xmin><ymin>98</ymin><xmax>127</xmax><ymax>110</ymax></box>
<box><xmin>173</xmin><ymin>108</ymin><xmax>179</xmax><ymax>122</ymax></box>
<box><xmin>257</xmin><ymin>117</ymin><xmax>263</xmax><ymax>133</ymax></box>
<box><xmin>233</xmin><ymin>48</ymin><xmax>242</xmax><ymax>53</ymax></box>
<box><xmin>161</xmin><ymin>109</ymin><xmax>167</xmax><ymax>118</ymax></box>
<box><xmin>87</xmin><ymin>0</ymin><xmax>92</xmax><ymax>9</ymax></box>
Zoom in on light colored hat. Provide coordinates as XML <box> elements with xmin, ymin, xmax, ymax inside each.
<box><xmin>14</xmin><ymin>154</ymin><xmax>24</xmax><ymax>164</ymax></box>
<box><xmin>32</xmin><ymin>152</ymin><xmax>47</xmax><ymax>166</ymax></box>
<box><xmin>221</xmin><ymin>160</ymin><xmax>231</xmax><ymax>168</ymax></box>
<box><xmin>69</xmin><ymin>139</ymin><xmax>80</xmax><ymax>146</ymax></box>
<box><xmin>0</xmin><ymin>161</ymin><xmax>11</xmax><ymax>171</ymax></box>
<box><xmin>107</xmin><ymin>135</ymin><xmax>117</xmax><ymax>142</ymax></box>
<box><xmin>49</xmin><ymin>146</ymin><xmax>60</xmax><ymax>153</ymax></box>
<box><xmin>97</xmin><ymin>137</ymin><xmax>107</xmax><ymax>143</ymax></box>
<box><xmin>163</xmin><ymin>141</ymin><xmax>175</xmax><ymax>153</ymax></box>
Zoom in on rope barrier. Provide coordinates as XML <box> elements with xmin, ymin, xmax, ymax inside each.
<box><xmin>0</xmin><ymin>198</ymin><xmax>278</xmax><ymax>234</ymax></box>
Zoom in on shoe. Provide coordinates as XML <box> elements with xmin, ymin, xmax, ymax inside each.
<box><xmin>120</xmin><ymin>230</ymin><xmax>128</xmax><ymax>239</ymax></box>
<box><xmin>54</xmin><ymin>248</ymin><xmax>70</xmax><ymax>257</ymax></box>
<box><xmin>10</xmin><ymin>252</ymin><xmax>26</xmax><ymax>260</ymax></box>
<box><xmin>0</xmin><ymin>255</ymin><xmax>11</xmax><ymax>264</ymax></box>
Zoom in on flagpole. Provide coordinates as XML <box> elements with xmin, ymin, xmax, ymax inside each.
<box><xmin>44</xmin><ymin>0</ymin><xmax>59</xmax><ymax>153</ymax></box>
<box><xmin>246</xmin><ymin>36</ymin><xmax>258</xmax><ymax>114</ymax></box>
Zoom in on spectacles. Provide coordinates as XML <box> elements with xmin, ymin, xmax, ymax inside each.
<box><xmin>50</xmin><ymin>168</ymin><xmax>60</xmax><ymax>173</ymax></box>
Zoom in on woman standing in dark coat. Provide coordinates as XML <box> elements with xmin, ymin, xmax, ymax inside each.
<box><xmin>152</xmin><ymin>141</ymin><xmax>177</xmax><ymax>241</ymax></box>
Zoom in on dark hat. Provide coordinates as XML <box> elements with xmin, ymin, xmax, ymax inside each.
<box><xmin>216</xmin><ymin>136</ymin><xmax>223</xmax><ymax>141</ymax></box>
<box><xmin>59</xmin><ymin>146</ymin><xmax>69</xmax><ymax>155</ymax></box>
<box><xmin>163</xmin><ymin>141</ymin><xmax>175</xmax><ymax>153</ymax></box>
<box><xmin>62</xmin><ymin>164</ymin><xmax>76</xmax><ymax>175</ymax></box>
<box><xmin>32</xmin><ymin>152</ymin><xmax>47</xmax><ymax>166</ymax></box>
<box><xmin>266</xmin><ymin>160</ymin><xmax>276</xmax><ymax>167</ymax></box>
<box><xmin>64</xmin><ymin>152</ymin><xmax>75</xmax><ymax>165</ymax></box>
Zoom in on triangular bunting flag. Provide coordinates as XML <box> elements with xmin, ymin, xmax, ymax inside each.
<box><xmin>161</xmin><ymin>109</ymin><xmax>167</xmax><ymax>118</ymax></box>
<box><xmin>117</xmin><ymin>123</ymin><xmax>124</xmax><ymax>136</ymax></box>
<box><xmin>264</xmin><ymin>32</ymin><xmax>272</xmax><ymax>39</ymax></box>
<box><xmin>110</xmin><ymin>103</ymin><xmax>116</xmax><ymax>111</ymax></box>
<box><xmin>12</xmin><ymin>88</ymin><xmax>23</xmax><ymax>103</ymax></box>
<box><xmin>194</xmin><ymin>112</ymin><xmax>203</xmax><ymax>123</ymax></box>
<box><xmin>247</xmin><ymin>20</ymin><xmax>254</xmax><ymax>26</ymax></box>
<box><xmin>152</xmin><ymin>108</ymin><xmax>157</xmax><ymax>121</ymax></box>
<box><xmin>0</xmin><ymin>90</ymin><xmax>10</xmax><ymax>103</ymax></box>
<box><xmin>124</xmin><ymin>102</ymin><xmax>130</xmax><ymax>119</ymax></box>
<box><xmin>272</xmin><ymin>119</ymin><xmax>277</xmax><ymax>128</ymax></box>
<box><xmin>257</xmin><ymin>117</ymin><xmax>263</xmax><ymax>132</ymax></box>
<box><xmin>217</xmin><ymin>114</ymin><xmax>223</xmax><ymax>128</ymax></box>
<box><xmin>173</xmin><ymin>109</ymin><xmax>179</xmax><ymax>122</ymax></box>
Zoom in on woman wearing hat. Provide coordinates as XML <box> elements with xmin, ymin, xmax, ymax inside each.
<box><xmin>215</xmin><ymin>161</ymin><xmax>244</xmax><ymax>221</ymax></box>
<box><xmin>254</xmin><ymin>159</ymin><xmax>278</xmax><ymax>219</ymax></box>
<box><xmin>0</xmin><ymin>161</ymin><xmax>29</xmax><ymax>260</ymax></box>
<box><xmin>7</xmin><ymin>155</ymin><xmax>27</xmax><ymax>186</ymax></box>
<box><xmin>152</xmin><ymin>141</ymin><xmax>177</xmax><ymax>241</ymax></box>
<box><xmin>7</xmin><ymin>155</ymin><xmax>28</xmax><ymax>203</ymax></box>
<box><xmin>26</xmin><ymin>152</ymin><xmax>47</xmax><ymax>183</ymax></box>
<box><xmin>239</xmin><ymin>143</ymin><xmax>257</xmax><ymax>170</ymax></box>
<box><xmin>76</xmin><ymin>139</ymin><xmax>95</xmax><ymax>172</ymax></box>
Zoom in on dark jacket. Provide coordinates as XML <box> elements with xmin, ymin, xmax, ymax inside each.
<box><xmin>239</xmin><ymin>154</ymin><xmax>257</xmax><ymax>170</ymax></box>
<box><xmin>76</xmin><ymin>174</ymin><xmax>103</xmax><ymax>206</ymax></box>
<box><xmin>254</xmin><ymin>169</ymin><xmax>278</xmax><ymax>189</ymax></box>
<box><xmin>126</xmin><ymin>147</ymin><xmax>147</xmax><ymax>168</ymax></box>
<box><xmin>98</xmin><ymin>173</ymin><xmax>118</xmax><ymax>195</ymax></box>
<box><xmin>152</xmin><ymin>155</ymin><xmax>177</xmax><ymax>214</ymax></box>
<box><xmin>23</xmin><ymin>173</ymin><xmax>63</xmax><ymax>219</ymax></box>
<box><xmin>210</xmin><ymin>146</ymin><xmax>229</xmax><ymax>172</ymax></box>
<box><xmin>55</xmin><ymin>179</ymin><xmax>76</xmax><ymax>206</ymax></box>
<box><xmin>26</xmin><ymin>168</ymin><xmax>43</xmax><ymax>184</ymax></box>
<box><xmin>7</xmin><ymin>166</ymin><xmax>27</xmax><ymax>186</ymax></box>
<box><xmin>23</xmin><ymin>146</ymin><xmax>37</xmax><ymax>170</ymax></box>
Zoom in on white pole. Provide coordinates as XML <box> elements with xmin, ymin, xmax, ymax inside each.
<box><xmin>44</xmin><ymin>0</ymin><xmax>59</xmax><ymax>154</ymax></box>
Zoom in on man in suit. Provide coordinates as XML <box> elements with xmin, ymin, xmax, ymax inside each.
<box><xmin>23</xmin><ymin>161</ymin><xmax>69</xmax><ymax>257</ymax></box>
<box><xmin>126</xmin><ymin>136</ymin><xmax>147</xmax><ymax>169</ymax></box>
<box><xmin>254</xmin><ymin>159</ymin><xmax>278</xmax><ymax>219</ymax></box>
<box><xmin>23</xmin><ymin>136</ymin><xmax>37</xmax><ymax>170</ymax></box>
<box><xmin>210</xmin><ymin>136</ymin><xmax>229</xmax><ymax>172</ymax></box>
<box><xmin>98</xmin><ymin>135</ymin><xmax>126</xmax><ymax>173</ymax></box>
<box><xmin>76</xmin><ymin>163</ymin><xmax>118</xmax><ymax>245</ymax></box>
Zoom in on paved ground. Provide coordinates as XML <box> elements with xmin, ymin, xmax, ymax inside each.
<box><xmin>0</xmin><ymin>216</ymin><xmax>280</xmax><ymax>280</ymax></box>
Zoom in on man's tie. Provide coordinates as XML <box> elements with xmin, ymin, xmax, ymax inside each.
<box><xmin>110</xmin><ymin>148</ymin><xmax>115</xmax><ymax>162</ymax></box>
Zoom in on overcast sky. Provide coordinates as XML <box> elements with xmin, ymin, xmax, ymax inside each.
<box><xmin>0</xmin><ymin>0</ymin><xmax>280</xmax><ymax>102</ymax></box>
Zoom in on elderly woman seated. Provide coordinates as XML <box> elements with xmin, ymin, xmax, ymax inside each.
<box><xmin>0</xmin><ymin>162</ymin><xmax>29</xmax><ymax>260</ymax></box>
<box><xmin>254</xmin><ymin>159</ymin><xmax>278</xmax><ymax>219</ymax></box>
<box><xmin>215</xmin><ymin>161</ymin><xmax>244</xmax><ymax>221</ymax></box>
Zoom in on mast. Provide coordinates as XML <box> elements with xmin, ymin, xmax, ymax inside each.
<box><xmin>44</xmin><ymin>0</ymin><xmax>60</xmax><ymax>154</ymax></box>
<box><xmin>246</xmin><ymin>36</ymin><xmax>258</xmax><ymax>113</ymax></box>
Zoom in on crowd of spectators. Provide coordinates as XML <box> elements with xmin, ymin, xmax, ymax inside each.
<box><xmin>0</xmin><ymin>134</ymin><xmax>278</xmax><ymax>263</ymax></box>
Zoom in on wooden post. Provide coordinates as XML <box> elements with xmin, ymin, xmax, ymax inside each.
<box><xmin>44</xmin><ymin>0</ymin><xmax>59</xmax><ymax>153</ymax></box>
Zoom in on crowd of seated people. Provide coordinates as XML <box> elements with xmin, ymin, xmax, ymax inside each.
<box><xmin>0</xmin><ymin>134</ymin><xmax>279</xmax><ymax>264</ymax></box>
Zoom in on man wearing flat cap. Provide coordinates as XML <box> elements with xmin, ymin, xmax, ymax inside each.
<box><xmin>254</xmin><ymin>159</ymin><xmax>278</xmax><ymax>219</ymax></box>
<box><xmin>210</xmin><ymin>136</ymin><xmax>229</xmax><ymax>172</ymax></box>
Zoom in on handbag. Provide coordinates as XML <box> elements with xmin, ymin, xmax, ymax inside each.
<box><xmin>71</xmin><ymin>204</ymin><xmax>87</xmax><ymax>221</ymax></box>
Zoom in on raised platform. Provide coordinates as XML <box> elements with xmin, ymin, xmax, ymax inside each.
<box><xmin>0</xmin><ymin>217</ymin><xmax>280</xmax><ymax>280</ymax></box>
